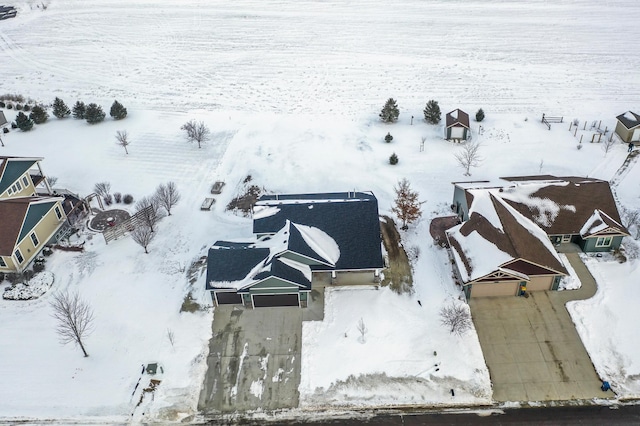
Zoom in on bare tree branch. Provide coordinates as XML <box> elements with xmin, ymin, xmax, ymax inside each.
<box><xmin>131</xmin><ymin>224</ymin><xmax>155</xmax><ymax>253</ymax></box>
<box><xmin>181</xmin><ymin>119</ymin><xmax>210</xmax><ymax>148</ymax></box>
<box><xmin>115</xmin><ymin>130</ymin><xmax>130</xmax><ymax>154</ymax></box>
<box><xmin>94</xmin><ymin>181</ymin><xmax>111</xmax><ymax>198</ymax></box>
<box><xmin>454</xmin><ymin>141</ymin><xmax>483</xmax><ymax>176</ymax></box>
<box><xmin>50</xmin><ymin>291</ymin><xmax>94</xmax><ymax>357</ymax></box>
<box><xmin>155</xmin><ymin>182</ymin><xmax>181</xmax><ymax>216</ymax></box>
<box><xmin>356</xmin><ymin>317</ymin><xmax>368</xmax><ymax>344</ymax></box>
<box><xmin>135</xmin><ymin>196</ymin><xmax>163</xmax><ymax>232</ymax></box>
<box><xmin>439</xmin><ymin>302</ymin><xmax>472</xmax><ymax>336</ymax></box>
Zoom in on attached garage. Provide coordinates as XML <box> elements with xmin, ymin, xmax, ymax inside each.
<box><xmin>252</xmin><ymin>293</ymin><xmax>300</xmax><ymax>308</ymax></box>
<box><xmin>470</xmin><ymin>281</ymin><xmax>519</xmax><ymax>298</ymax></box>
<box><xmin>214</xmin><ymin>291</ymin><xmax>243</xmax><ymax>305</ymax></box>
<box><xmin>527</xmin><ymin>276</ymin><xmax>553</xmax><ymax>292</ymax></box>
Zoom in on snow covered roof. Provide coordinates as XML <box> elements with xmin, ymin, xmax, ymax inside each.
<box><xmin>206</xmin><ymin>220</ymin><xmax>339</xmax><ymax>291</ymax></box>
<box><xmin>253</xmin><ymin>192</ymin><xmax>384</xmax><ymax>270</ymax></box>
<box><xmin>445</xmin><ymin>109</ymin><xmax>470</xmax><ymax>129</ymax></box>
<box><xmin>446</xmin><ymin>192</ymin><xmax>567</xmax><ymax>283</ymax></box>
<box><xmin>463</xmin><ymin>175</ymin><xmax>626</xmax><ymax>235</ymax></box>
<box><xmin>616</xmin><ymin>111</ymin><xmax>640</xmax><ymax>129</ymax></box>
<box><xmin>580</xmin><ymin>209</ymin><xmax>629</xmax><ymax>238</ymax></box>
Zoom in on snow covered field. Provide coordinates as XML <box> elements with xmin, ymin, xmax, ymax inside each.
<box><xmin>0</xmin><ymin>0</ymin><xmax>639</xmax><ymax>422</ymax></box>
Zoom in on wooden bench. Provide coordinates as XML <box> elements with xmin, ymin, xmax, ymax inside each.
<box><xmin>201</xmin><ymin>198</ymin><xmax>215</xmax><ymax>211</ymax></box>
<box><xmin>210</xmin><ymin>181</ymin><xmax>225</xmax><ymax>194</ymax></box>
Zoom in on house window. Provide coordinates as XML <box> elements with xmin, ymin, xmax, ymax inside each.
<box><xmin>16</xmin><ymin>180</ymin><xmax>22</xmax><ymax>191</ymax></box>
<box><xmin>22</xmin><ymin>176</ymin><xmax>29</xmax><ymax>187</ymax></box>
<box><xmin>14</xmin><ymin>249</ymin><xmax>24</xmax><ymax>264</ymax></box>
<box><xmin>0</xmin><ymin>257</ymin><xmax>6</xmax><ymax>268</ymax></box>
<box><xmin>595</xmin><ymin>236</ymin><xmax>613</xmax><ymax>247</ymax></box>
<box><xmin>561</xmin><ymin>234</ymin><xmax>572</xmax><ymax>243</ymax></box>
<box><xmin>30</xmin><ymin>232</ymin><xmax>39</xmax><ymax>247</ymax></box>
<box><xmin>54</xmin><ymin>206</ymin><xmax>62</xmax><ymax>220</ymax></box>
<box><xmin>11</xmin><ymin>184</ymin><xmax>17</xmax><ymax>193</ymax></box>
<box><xmin>7</xmin><ymin>187</ymin><xmax>13</xmax><ymax>195</ymax></box>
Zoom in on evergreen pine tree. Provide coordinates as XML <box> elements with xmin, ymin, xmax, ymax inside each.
<box><xmin>385</xmin><ymin>132</ymin><xmax>393</xmax><ymax>143</ymax></box>
<box><xmin>379</xmin><ymin>98</ymin><xmax>400</xmax><ymax>123</ymax></box>
<box><xmin>72</xmin><ymin>101</ymin><xmax>86</xmax><ymax>119</ymax></box>
<box><xmin>29</xmin><ymin>105</ymin><xmax>49</xmax><ymax>124</ymax></box>
<box><xmin>52</xmin><ymin>97</ymin><xmax>71</xmax><ymax>119</ymax></box>
<box><xmin>109</xmin><ymin>100</ymin><xmax>127</xmax><ymax>120</ymax></box>
<box><xmin>85</xmin><ymin>103</ymin><xmax>106</xmax><ymax>124</ymax></box>
<box><xmin>476</xmin><ymin>108</ymin><xmax>485</xmax><ymax>122</ymax></box>
<box><xmin>389</xmin><ymin>153</ymin><xmax>399</xmax><ymax>165</ymax></box>
<box><xmin>392</xmin><ymin>178</ymin><xmax>423</xmax><ymax>230</ymax></box>
<box><xmin>423</xmin><ymin>100</ymin><xmax>441</xmax><ymax>124</ymax></box>
<box><xmin>15</xmin><ymin>112</ymin><xmax>34</xmax><ymax>131</ymax></box>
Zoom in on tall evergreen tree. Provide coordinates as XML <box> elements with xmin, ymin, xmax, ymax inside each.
<box><xmin>423</xmin><ymin>100</ymin><xmax>441</xmax><ymax>124</ymax></box>
<box><xmin>52</xmin><ymin>97</ymin><xmax>71</xmax><ymax>119</ymax></box>
<box><xmin>392</xmin><ymin>178</ymin><xmax>423</xmax><ymax>230</ymax></box>
<box><xmin>72</xmin><ymin>101</ymin><xmax>86</xmax><ymax>119</ymax></box>
<box><xmin>475</xmin><ymin>108</ymin><xmax>485</xmax><ymax>122</ymax></box>
<box><xmin>29</xmin><ymin>105</ymin><xmax>49</xmax><ymax>124</ymax></box>
<box><xmin>15</xmin><ymin>112</ymin><xmax>34</xmax><ymax>131</ymax></box>
<box><xmin>379</xmin><ymin>98</ymin><xmax>400</xmax><ymax>123</ymax></box>
<box><xmin>109</xmin><ymin>100</ymin><xmax>127</xmax><ymax>120</ymax></box>
<box><xmin>85</xmin><ymin>103</ymin><xmax>106</xmax><ymax>124</ymax></box>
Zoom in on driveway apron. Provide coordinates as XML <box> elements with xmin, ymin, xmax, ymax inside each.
<box><xmin>198</xmin><ymin>306</ymin><xmax>302</xmax><ymax>413</ymax></box>
<box><xmin>470</xmin><ymin>253</ymin><xmax>615</xmax><ymax>402</ymax></box>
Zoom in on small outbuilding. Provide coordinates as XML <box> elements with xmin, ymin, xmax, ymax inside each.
<box><xmin>445</xmin><ymin>109</ymin><xmax>470</xmax><ymax>141</ymax></box>
<box><xmin>615</xmin><ymin>111</ymin><xmax>640</xmax><ymax>143</ymax></box>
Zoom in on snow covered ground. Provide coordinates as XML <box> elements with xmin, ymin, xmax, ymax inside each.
<box><xmin>0</xmin><ymin>0</ymin><xmax>639</xmax><ymax>422</ymax></box>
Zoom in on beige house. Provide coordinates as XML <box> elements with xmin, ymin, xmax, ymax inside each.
<box><xmin>446</xmin><ymin>191</ymin><xmax>567</xmax><ymax>299</ymax></box>
<box><xmin>615</xmin><ymin>111</ymin><xmax>640</xmax><ymax>143</ymax></box>
<box><xmin>0</xmin><ymin>156</ymin><xmax>69</xmax><ymax>273</ymax></box>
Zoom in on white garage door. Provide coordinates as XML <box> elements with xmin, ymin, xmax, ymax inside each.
<box><xmin>470</xmin><ymin>281</ymin><xmax>519</xmax><ymax>297</ymax></box>
<box><xmin>451</xmin><ymin>126</ymin><xmax>465</xmax><ymax>139</ymax></box>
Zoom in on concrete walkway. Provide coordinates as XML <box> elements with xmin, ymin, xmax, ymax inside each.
<box><xmin>470</xmin><ymin>253</ymin><xmax>615</xmax><ymax>402</ymax></box>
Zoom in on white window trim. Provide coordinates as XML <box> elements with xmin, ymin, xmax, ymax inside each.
<box><xmin>54</xmin><ymin>206</ymin><xmax>62</xmax><ymax>220</ymax></box>
<box><xmin>14</xmin><ymin>248</ymin><xmax>24</xmax><ymax>264</ymax></box>
<box><xmin>16</xmin><ymin>180</ymin><xmax>22</xmax><ymax>191</ymax></box>
<box><xmin>30</xmin><ymin>232</ymin><xmax>39</xmax><ymax>247</ymax></box>
<box><xmin>595</xmin><ymin>236</ymin><xmax>613</xmax><ymax>247</ymax></box>
<box><xmin>22</xmin><ymin>176</ymin><xmax>29</xmax><ymax>187</ymax></box>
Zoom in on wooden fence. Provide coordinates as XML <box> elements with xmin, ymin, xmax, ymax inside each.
<box><xmin>541</xmin><ymin>113</ymin><xmax>563</xmax><ymax>130</ymax></box>
<box><xmin>103</xmin><ymin>206</ymin><xmax>152</xmax><ymax>244</ymax></box>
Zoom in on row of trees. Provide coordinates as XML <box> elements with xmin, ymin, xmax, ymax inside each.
<box><xmin>131</xmin><ymin>182</ymin><xmax>182</xmax><ymax>254</ymax></box>
<box><xmin>380</xmin><ymin>98</ymin><xmax>485</xmax><ymax>124</ymax></box>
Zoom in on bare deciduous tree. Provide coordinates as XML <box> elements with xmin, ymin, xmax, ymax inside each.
<box><xmin>94</xmin><ymin>181</ymin><xmax>111</xmax><ymax>198</ymax></box>
<box><xmin>454</xmin><ymin>141</ymin><xmax>483</xmax><ymax>176</ymax></box>
<box><xmin>602</xmin><ymin>135</ymin><xmax>616</xmax><ymax>156</ymax></box>
<box><xmin>623</xmin><ymin>208</ymin><xmax>640</xmax><ymax>239</ymax></box>
<box><xmin>181</xmin><ymin>119</ymin><xmax>210</xmax><ymax>148</ymax></box>
<box><xmin>155</xmin><ymin>182</ymin><xmax>181</xmax><ymax>216</ymax></box>
<box><xmin>392</xmin><ymin>178</ymin><xmax>424</xmax><ymax>230</ymax></box>
<box><xmin>50</xmin><ymin>291</ymin><xmax>94</xmax><ymax>357</ymax></box>
<box><xmin>115</xmin><ymin>130</ymin><xmax>130</xmax><ymax>154</ymax></box>
<box><xmin>47</xmin><ymin>176</ymin><xmax>58</xmax><ymax>187</ymax></box>
<box><xmin>440</xmin><ymin>302</ymin><xmax>472</xmax><ymax>336</ymax></box>
<box><xmin>357</xmin><ymin>317</ymin><xmax>368</xmax><ymax>344</ymax></box>
<box><xmin>131</xmin><ymin>224</ymin><xmax>155</xmax><ymax>253</ymax></box>
<box><xmin>135</xmin><ymin>196</ymin><xmax>163</xmax><ymax>233</ymax></box>
<box><xmin>167</xmin><ymin>328</ymin><xmax>175</xmax><ymax>348</ymax></box>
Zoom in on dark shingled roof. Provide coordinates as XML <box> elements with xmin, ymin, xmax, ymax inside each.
<box><xmin>254</xmin><ymin>258</ymin><xmax>311</xmax><ymax>290</ymax></box>
<box><xmin>0</xmin><ymin>158</ymin><xmax>38</xmax><ymax>194</ymax></box>
<box><xmin>253</xmin><ymin>192</ymin><xmax>384</xmax><ymax>270</ymax></box>
<box><xmin>445</xmin><ymin>109</ymin><xmax>470</xmax><ymax>129</ymax></box>
<box><xmin>205</xmin><ymin>246</ymin><xmax>270</xmax><ymax>289</ymax></box>
<box><xmin>616</xmin><ymin>111</ymin><xmax>640</xmax><ymax>130</ymax></box>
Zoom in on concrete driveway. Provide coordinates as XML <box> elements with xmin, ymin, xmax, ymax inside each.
<box><xmin>198</xmin><ymin>306</ymin><xmax>302</xmax><ymax>413</ymax></box>
<box><xmin>470</xmin><ymin>253</ymin><xmax>615</xmax><ymax>402</ymax></box>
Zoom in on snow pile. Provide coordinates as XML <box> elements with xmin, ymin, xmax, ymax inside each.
<box><xmin>557</xmin><ymin>254</ymin><xmax>581</xmax><ymax>291</ymax></box>
<box><xmin>2</xmin><ymin>272</ymin><xmax>54</xmax><ymax>300</ymax></box>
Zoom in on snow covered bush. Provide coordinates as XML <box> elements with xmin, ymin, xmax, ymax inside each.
<box><xmin>72</xmin><ymin>101</ymin><xmax>86</xmax><ymax>119</ymax></box>
<box><xmin>3</xmin><ymin>272</ymin><xmax>54</xmax><ymax>300</ymax></box>
<box><xmin>110</xmin><ymin>100</ymin><xmax>127</xmax><ymax>120</ymax></box>
<box><xmin>52</xmin><ymin>97</ymin><xmax>71</xmax><ymax>119</ymax></box>
<box><xmin>29</xmin><ymin>105</ymin><xmax>49</xmax><ymax>124</ymax></box>
<box><xmin>85</xmin><ymin>103</ymin><xmax>106</xmax><ymax>124</ymax></box>
<box><xmin>123</xmin><ymin>194</ymin><xmax>134</xmax><ymax>204</ymax></box>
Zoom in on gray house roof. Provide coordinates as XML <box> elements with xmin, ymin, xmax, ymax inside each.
<box><xmin>616</xmin><ymin>111</ymin><xmax>640</xmax><ymax>130</ymax></box>
<box><xmin>253</xmin><ymin>192</ymin><xmax>384</xmax><ymax>270</ymax></box>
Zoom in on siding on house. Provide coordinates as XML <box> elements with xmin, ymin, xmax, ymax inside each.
<box><xmin>579</xmin><ymin>235</ymin><xmax>624</xmax><ymax>252</ymax></box>
<box><xmin>615</xmin><ymin>121</ymin><xmax>633</xmax><ymax>142</ymax></box>
<box><xmin>14</xmin><ymin>200</ymin><xmax>65</xmax><ymax>271</ymax></box>
<box><xmin>452</xmin><ymin>185</ymin><xmax>470</xmax><ymax>221</ymax></box>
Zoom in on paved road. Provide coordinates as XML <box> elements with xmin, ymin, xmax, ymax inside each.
<box><xmin>198</xmin><ymin>306</ymin><xmax>302</xmax><ymax>413</ymax></box>
<box><xmin>469</xmin><ymin>253</ymin><xmax>612</xmax><ymax>402</ymax></box>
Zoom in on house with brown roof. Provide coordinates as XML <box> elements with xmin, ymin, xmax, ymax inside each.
<box><xmin>615</xmin><ymin>111</ymin><xmax>640</xmax><ymax>144</ymax></box>
<box><xmin>0</xmin><ymin>156</ymin><xmax>73</xmax><ymax>273</ymax></box>
<box><xmin>451</xmin><ymin>176</ymin><xmax>629</xmax><ymax>253</ymax></box>
<box><xmin>445</xmin><ymin>109</ymin><xmax>470</xmax><ymax>141</ymax></box>
<box><xmin>446</xmin><ymin>191</ymin><xmax>568</xmax><ymax>299</ymax></box>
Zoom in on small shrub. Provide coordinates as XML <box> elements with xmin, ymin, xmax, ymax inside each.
<box><xmin>6</xmin><ymin>103</ymin><xmax>13</xmax><ymax>110</ymax></box>
<box><xmin>23</xmin><ymin>104</ymin><xmax>31</xmax><ymax>112</ymax></box>
<box><xmin>389</xmin><ymin>153</ymin><xmax>399</xmax><ymax>165</ymax></box>
<box><xmin>114</xmin><ymin>192</ymin><xmax>122</xmax><ymax>203</ymax></box>
<box><xmin>42</xmin><ymin>246</ymin><xmax>53</xmax><ymax>256</ymax></box>
<box><xmin>72</xmin><ymin>101</ymin><xmax>86</xmax><ymax>119</ymax></box>
<box><xmin>0</xmin><ymin>101</ymin><xmax>5</xmax><ymax>108</ymax></box>
<box><xmin>0</xmin><ymin>272</ymin><xmax>4</xmax><ymax>283</ymax></box>
<box><xmin>22</xmin><ymin>270</ymin><xmax>35</xmax><ymax>282</ymax></box>
<box><xmin>0</xmin><ymin>94</ymin><xmax>25</xmax><ymax>103</ymax></box>
<box><xmin>577</xmin><ymin>144</ymin><xmax>583</xmax><ymax>150</ymax></box>
<box><xmin>180</xmin><ymin>292</ymin><xmax>202</xmax><ymax>313</ymax></box>
<box><xmin>15</xmin><ymin>112</ymin><xmax>34</xmax><ymax>131</ymax></box>
<box><xmin>123</xmin><ymin>194</ymin><xmax>134</xmax><ymax>204</ymax></box>
<box><xmin>33</xmin><ymin>263</ymin><xmax>45</xmax><ymax>273</ymax></box>
<box><xmin>15</xmin><ymin>103</ymin><xmax>23</xmax><ymax>111</ymax></box>
<box><xmin>6</xmin><ymin>273</ymin><xmax>21</xmax><ymax>284</ymax></box>
<box><xmin>85</xmin><ymin>103</ymin><xmax>106</xmax><ymax>124</ymax></box>
<box><xmin>11</xmin><ymin>122</ymin><xmax>17</xmax><ymax>129</ymax></box>
<box><xmin>30</xmin><ymin>105</ymin><xmax>49</xmax><ymax>124</ymax></box>
<box><xmin>109</xmin><ymin>100</ymin><xmax>127</xmax><ymax>120</ymax></box>
<box><xmin>476</xmin><ymin>108</ymin><xmax>485</xmax><ymax>122</ymax></box>
<box><xmin>384</xmin><ymin>132</ymin><xmax>393</xmax><ymax>143</ymax></box>
<box><xmin>104</xmin><ymin>194</ymin><xmax>113</xmax><ymax>206</ymax></box>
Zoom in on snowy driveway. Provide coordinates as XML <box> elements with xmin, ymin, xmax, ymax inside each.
<box><xmin>198</xmin><ymin>306</ymin><xmax>302</xmax><ymax>413</ymax></box>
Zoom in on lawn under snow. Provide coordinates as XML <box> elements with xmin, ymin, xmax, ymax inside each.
<box><xmin>0</xmin><ymin>0</ymin><xmax>639</xmax><ymax>421</ymax></box>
